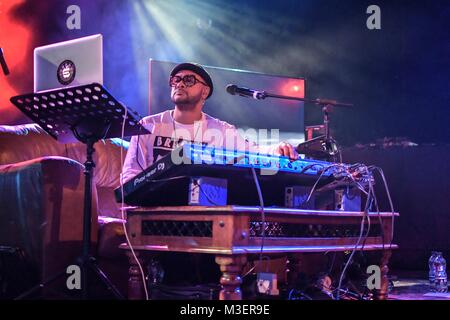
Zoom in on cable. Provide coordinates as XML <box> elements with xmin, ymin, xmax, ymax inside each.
<box><xmin>364</xmin><ymin>165</ymin><xmax>390</xmax><ymax>250</ymax></box>
<box><xmin>372</xmin><ymin>167</ymin><xmax>395</xmax><ymax>246</ymax></box>
<box><xmin>145</xmin><ymin>175</ymin><xmax>189</xmax><ymax>183</ymax></box>
<box><xmin>370</xmin><ymin>169</ymin><xmax>386</xmax><ymax>250</ymax></box>
<box><xmin>135</xmin><ymin>131</ymin><xmax>145</xmax><ymax>171</ymax></box>
<box><xmin>358</xmin><ymin>164</ymin><xmax>387</xmax><ymax>253</ymax></box>
<box><xmin>360</xmin><ymin>177</ymin><xmax>373</xmax><ymax>250</ymax></box>
<box><xmin>242</xmin><ymin>256</ymin><xmax>271</xmax><ymax>279</ymax></box>
<box><xmin>298</xmin><ymin>163</ymin><xmax>325</xmax><ymax>175</ymax></box>
<box><xmin>307</xmin><ymin>160</ymin><xmax>393</xmax><ymax>299</ymax></box>
<box><xmin>251</xmin><ymin>167</ymin><xmax>266</xmax><ymax>270</ymax></box>
<box><xmin>242</xmin><ymin>264</ymin><xmax>257</xmax><ymax>279</ymax></box>
<box><xmin>326</xmin><ymin>251</ymin><xmax>337</xmax><ymax>275</ymax></box>
<box><xmin>354</xmin><ymin>165</ymin><xmax>372</xmax><ymax>251</ymax></box>
<box><xmin>362</xmin><ymin>166</ymin><xmax>389</xmax><ymax>252</ymax></box>
<box><xmin>306</xmin><ymin>163</ymin><xmax>342</xmax><ymax>203</ymax></box>
<box><xmin>334</xmin><ymin>164</ymin><xmax>375</xmax><ymax>300</ymax></box>
<box><xmin>306</xmin><ymin>163</ymin><xmax>374</xmax><ymax>288</ymax></box>
<box><xmin>335</xmin><ymin>163</ymin><xmax>389</xmax><ymax>299</ymax></box>
<box><xmin>335</xmin><ymin>191</ymin><xmax>370</xmax><ymax>300</ymax></box>
<box><xmin>331</xmin><ymin>160</ymin><xmax>394</xmax><ymax>299</ymax></box>
<box><xmin>135</xmin><ymin>116</ymin><xmax>156</xmax><ymax>172</ymax></box>
<box><xmin>120</xmin><ymin>107</ymin><xmax>149</xmax><ymax>300</ymax></box>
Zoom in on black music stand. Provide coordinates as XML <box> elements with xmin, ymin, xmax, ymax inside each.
<box><xmin>10</xmin><ymin>83</ymin><xmax>149</xmax><ymax>299</ymax></box>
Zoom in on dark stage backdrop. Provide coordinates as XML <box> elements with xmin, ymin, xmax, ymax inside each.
<box><xmin>342</xmin><ymin>146</ymin><xmax>450</xmax><ymax>271</ymax></box>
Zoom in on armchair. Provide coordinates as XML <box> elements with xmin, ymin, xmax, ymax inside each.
<box><xmin>0</xmin><ymin>123</ymin><xmax>128</xmax><ymax>298</ymax></box>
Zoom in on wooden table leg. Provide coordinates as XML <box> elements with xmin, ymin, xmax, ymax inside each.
<box><xmin>373</xmin><ymin>249</ymin><xmax>392</xmax><ymax>300</ymax></box>
<box><xmin>125</xmin><ymin>250</ymin><xmax>146</xmax><ymax>300</ymax></box>
<box><xmin>215</xmin><ymin>255</ymin><xmax>247</xmax><ymax>300</ymax></box>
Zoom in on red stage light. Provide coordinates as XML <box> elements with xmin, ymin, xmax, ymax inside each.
<box><xmin>278</xmin><ymin>79</ymin><xmax>305</xmax><ymax>99</ymax></box>
<box><xmin>0</xmin><ymin>0</ymin><xmax>32</xmax><ymax>124</ymax></box>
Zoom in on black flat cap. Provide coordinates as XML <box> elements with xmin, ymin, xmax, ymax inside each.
<box><xmin>170</xmin><ymin>62</ymin><xmax>213</xmax><ymax>99</ymax></box>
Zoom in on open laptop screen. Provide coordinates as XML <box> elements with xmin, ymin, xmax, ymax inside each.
<box><xmin>34</xmin><ymin>34</ymin><xmax>103</xmax><ymax>93</ymax></box>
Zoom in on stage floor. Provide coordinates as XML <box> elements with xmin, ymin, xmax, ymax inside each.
<box><xmin>389</xmin><ymin>277</ymin><xmax>450</xmax><ymax>300</ymax></box>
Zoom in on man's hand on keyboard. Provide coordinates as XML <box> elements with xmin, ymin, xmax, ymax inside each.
<box><xmin>274</xmin><ymin>141</ymin><xmax>299</xmax><ymax>160</ymax></box>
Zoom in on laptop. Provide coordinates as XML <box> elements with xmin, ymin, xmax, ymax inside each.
<box><xmin>34</xmin><ymin>34</ymin><xmax>103</xmax><ymax>93</ymax></box>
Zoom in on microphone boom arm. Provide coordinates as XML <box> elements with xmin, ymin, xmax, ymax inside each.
<box><xmin>262</xmin><ymin>91</ymin><xmax>353</xmax><ymax>108</ymax></box>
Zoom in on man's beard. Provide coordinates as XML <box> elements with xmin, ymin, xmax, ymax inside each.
<box><xmin>171</xmin><ymin>90</ymin><xmax>202</xmax><ymax>110</ymax></box>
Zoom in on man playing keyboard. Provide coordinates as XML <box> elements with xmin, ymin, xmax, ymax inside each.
<box><xmin>121</xmin><ymin>62</ymin><xmax>298</xmax><ymax>182</ymax></box>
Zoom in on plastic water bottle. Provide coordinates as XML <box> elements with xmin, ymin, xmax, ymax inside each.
<box><xmin>428</xmin><ymin>251</ymin><xmax>438</xmax><ymax>291</ymax></box>
<box><xmin>433</xmin><ymin>252</ymin><xmax>448</xmax><ymax>293</ymax></box>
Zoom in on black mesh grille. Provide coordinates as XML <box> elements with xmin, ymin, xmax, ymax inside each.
<box><xmin>249</xmin><ymin>222</ymin><xmax>381</xmax><ymax>238</ymax></box>
<box><xmin>141</xmin><ymin>220</ymin><xmax>213</xmax><ymax>237</ymax></box>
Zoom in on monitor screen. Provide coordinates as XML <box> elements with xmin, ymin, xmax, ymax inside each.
<box><xmin>148</xmin><ymin>59</ymin><xmax>305</xmax><ymax>145</ymax></box>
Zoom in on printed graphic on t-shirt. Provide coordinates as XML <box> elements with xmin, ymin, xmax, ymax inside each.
<box><xmin>152</xmin><ymin>135</ymin><xmax>207</xmax><ymax>162</ymax></box>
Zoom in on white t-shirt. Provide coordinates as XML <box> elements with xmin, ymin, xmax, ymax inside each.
<box><xmin>121</xmin><ymin>110</ymin><xmax>274</xmax><ymax>182</ymax></box>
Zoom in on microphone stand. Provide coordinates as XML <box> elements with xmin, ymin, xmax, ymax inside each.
<box><xmin>255</xmin><ymin>91</ymin><xmax>353</xmax><ymax>161</ymax></box>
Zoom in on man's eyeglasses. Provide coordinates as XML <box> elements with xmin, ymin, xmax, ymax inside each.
<box><xmin>169</xmin><ymin>74</ymin><xmax>207</xmax><ymax>88</ymax></box>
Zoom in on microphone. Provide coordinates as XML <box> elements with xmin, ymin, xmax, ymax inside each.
<box><xmin>0</xmin><ymin>48</ymin><xmax>10</xmax><ymax>76</ymax></box>
<box><xmin>226</xmin><ymin>84</ymin><xmax>266</xmax><ymax>100</ymax></box>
